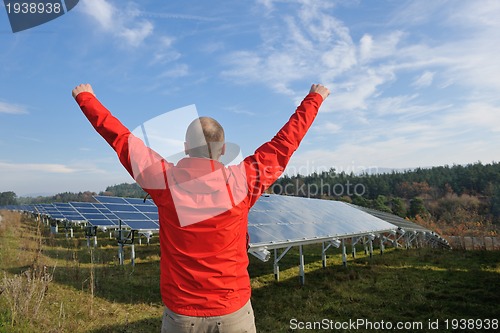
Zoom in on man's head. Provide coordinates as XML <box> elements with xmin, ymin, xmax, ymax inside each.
<box><xmin>184</xmin><ymin>117</ymin><xmax>226</xmax><ymax>160</ymax></box>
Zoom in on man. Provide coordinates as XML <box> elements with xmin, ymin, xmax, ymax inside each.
<box><xmin>72</xmin><ymin>83</ymin><xmax>330</xmax><ymax>332</ymax></box>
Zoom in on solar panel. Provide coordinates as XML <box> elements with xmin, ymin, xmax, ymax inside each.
<box><xmin>134</xmin><ymin>204</ymin><xmax>158</xmax><ymax>213</ymax></box>
<box><xmin>92</xmin><ymin>196</ymin><xmax>128</xmax><ymax>204</ymax></box>
<box><xmin>68</xmin><ymin>202</ymin><xmax>118</xmax><ymax>228</ymax></box>
<box><xmin>38</xmin><ymin>204</ymin><xmax>67</xmax><ymax>220</ymax></box>
<box><xmin>101</xmin><ymin>203</ymin><xmax>138</xmax><ymax>212</ymax></box>
<box><xmin>53</xmin><ymin>203</ymin><xmax>86</xmax><ymax>222</ymax></box>
<box><xmin>347</xmin><ymin>204</ymin><xmax>428</xmax><ymax>232</ymax></box>
<box><xmin>93</xmin><ymin>196</ymin><xmax>159</xmax><ymax>231</ymax></box>
<box><xmin>122</xmin><ymin>220</ymin><xmax>159</xmax><ymax>230</ymax></box>
<box><xmin>113</xmin><ymin>211</ymin><xmax>147</xmax><ymax>220</ymax></box>
<box><xmin>247</xmin><ymin>195</ymin><xmax>397</xmax><ymax>248</ymax></box>
<box><xmin>123</xmin><ymin>197</ymin><xmax>149</xmax><ymax>205</ymax></box>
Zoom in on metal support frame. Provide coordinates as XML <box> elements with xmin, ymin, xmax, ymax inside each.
<box><xmin>321</xmin><ymin>239</ymin><xmax>341</xmax><ymax>268</ymax></box>
<box><xmin>50</xmin><ymin>220</ymin><xmax>58</xmax><ymax>234</ymax></box>
<box><xmin>342</xmin><ymin>239</ymin><xmax>347</xmax><ymax>267</ymax></box>
<box><xmin>85</xmin><ymin>225</ymin><xmax>98</xmax><ymax>248</ymax></box>
<box><xmin>138</xmin><ymin>231</ymin><xmax>153</xmax><ymax>245</ymax></box>
<box><xmin>118</xmin><ymin>242</ymin><xmax>136</xmax><ymax>266</ymax></box>
<box><xmin>299</xmin><ymin>245</ymin><xmax>305</xmax><ymax>285</ymax></box>
<box><xmin>379</xmin><ymin>236</ymin><xmax>385</xmax><ymax>254</ymax></box>
<box><xmin>322</xmin><ymin>242</ymin><xmax>327</xmax><ymax>268</ymax></box>
<box><xmin>396</xmin><ymin>234</ymin><xmax>406</xmax><ymax>248</ymax></box>
<box><xmin>63</xmin><ymin>221</ymin><xmax>73</xmax><ymax>239</ymax></box>
<box><xmin>116</xmin><ymin>226</ymin><xmax>137</xmax><ymax>266</ymax></box>
<box><xmin>351</xmin><ymin>237</ymin><xmax>360</xmax><ymax>258</ymax></box>
<box><xmin>250</xmin><ymin>228</ymin><xmax>450</xmax><ymax>286</ymax></box>
<box><xmin>273</xmin><ymin>246</ymin><xmax>293</xmax><ymax>281</ymax></box>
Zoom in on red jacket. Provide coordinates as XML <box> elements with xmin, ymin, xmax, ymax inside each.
<box><xmin>76</xmin><ymin>92</ymin><xmax>323</xmax><ymax>316</ymax></box>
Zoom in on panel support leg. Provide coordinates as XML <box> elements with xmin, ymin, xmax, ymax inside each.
<box><xmin>322</xmin><ymin>242</ymin><xmax>327</xmax><ymax>268</ymax></box>
<box><xmin>299</xmin><ymin>245</ymin><xmax>305</xmax><ymax>285</ymax></box>
<box><xmin>342</xmin><ymin>239</ymin><xmax>347</xmax><ymax>267</ymax></box>
<box><xmin>131</xmin><ymin>244</ymin><xmax>135</xmax><ymax>266</ymax></box>
<box><xmin>118</xmin><ymin>243</ymin><xmax>124</xmax><ymax>265</ymax></box>
<box><xmin>272</xmin><ymin>246</ymin><xmax>292</xmax><ymax>281</ymax></box>
<box><xmin>273</xmin><ymin>249</ymin><xmax>279</xmax><ymax>281</ymax></box>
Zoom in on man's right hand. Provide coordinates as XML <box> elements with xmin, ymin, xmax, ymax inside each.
<box><xmin>72</xmin><ymin>83</ymin><xmax>95</xmax><ymax>99</ymax></box>
<box><xmin>309</xmin><ymin>84</ymin><xmax>330</xmax><ymax>101</ymax></box>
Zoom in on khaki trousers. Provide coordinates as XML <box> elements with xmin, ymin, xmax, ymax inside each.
<box><xmin>161</xmin><ymin>300</ymin><xmax>256</xmax><ymax>333</ymax></box>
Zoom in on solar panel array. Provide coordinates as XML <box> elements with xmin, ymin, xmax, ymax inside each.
<box><xmin>2</xmin><ymin>198</ymin><xmax>160</xmax><ymax>232</ymax></box>
<box><xmin>1</xmin><ymin>194</ymin><xmax>449</xmax><ymax>249</ymax></box>
<box><xmin>248</xmin><ymin>195</ymin><xmax>397</xmax><ymax>249</ymax></box>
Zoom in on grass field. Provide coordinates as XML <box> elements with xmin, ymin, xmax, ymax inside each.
<box><xmin>1</xmin><ymin>210</ymin><xmax>499</xmax><ymax>332</ymax></box>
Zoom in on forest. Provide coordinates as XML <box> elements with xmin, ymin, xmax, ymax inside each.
<box><xmin>2</xmin><ymin>162</ymin><xmax>499</xmax><ymax>237</ymax></box>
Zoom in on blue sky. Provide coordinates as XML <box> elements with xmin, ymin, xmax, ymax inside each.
<box><xmin>1</xmin><ymin>0</ymin><xmax>499</xmax><ymax>196</ymax></box>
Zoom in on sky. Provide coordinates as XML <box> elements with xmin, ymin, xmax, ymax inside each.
<box><xmin>0</xmin><ymin>0</ymin><xmax>499</xmax><ymax>197</ymax></box>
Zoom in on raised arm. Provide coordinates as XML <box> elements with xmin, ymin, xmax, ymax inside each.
<box><xmin>72</xmin><ymin>84</ymin><xmax>169</xmax><ymax>191</ymax></box>
<box><xmin>244</xmin><ymin>84</ymin><xmax>330</xmax><ymax>205</ymax></box>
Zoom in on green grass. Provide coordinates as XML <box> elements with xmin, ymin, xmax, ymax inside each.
<box><xmin>1</xmin><ymin>211</ymin><xmax>499</xmax><ymax>332</ymax></box>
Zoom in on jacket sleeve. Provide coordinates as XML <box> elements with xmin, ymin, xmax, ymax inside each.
<box><xmin>244</xmin><ymin>92</ymin><xmax>324</xmax><ymax>206</ymax></box>
<box><xmin>75</xmin><ymin>92</ymin><xmax>170</xmax><ymax>192</ymax></box>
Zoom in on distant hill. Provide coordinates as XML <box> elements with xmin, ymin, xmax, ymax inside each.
<box><xmin>99</xmin><ymin>183</ymin><xmax>147</xmax><ymax>198</ymax></box>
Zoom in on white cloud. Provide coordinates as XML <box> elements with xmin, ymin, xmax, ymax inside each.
<box><xmin>444</xmin><ymin>102</ymin><xmax>500</xmax><ymax>133</ymax></box>
<box><xmin>359</xmin><ymin>31</ymin><xmax>404</xmax><ymax>64</ymax></box>
<box><xmin>80</xmin><ymin>0</ymin><xmax>115</xmax><ymax>30</ymax></box>
<box><xmin>79</xmin><ymin>0</ymin><xmax>153</xmax><ymax>47</ymax></box>
<box><xmin>0</xmin><ymin>162</ymin><xmax>79</xmax><ymax>174</ymax></box>
<box><xmin>313</xmin><ymin>121</ymin><xmax>341</xmax><ymax>134</ymax></box>
<box><xmin>371</xmin><ymin>94</ymin><xmax>453</xmax><ymax>119</ymax></box>
<box><xmin>224</xmin><ymin>106</ymin><xmax>256</xmax><ymax>116</ymax></box>
<box><xmin>222</xmin><ymin>1</ymin><xmax>356</xmax><ymax>96</ymax></box>
<box><xmin>0</xmin><ymin>101</ymin><xmax>28</xmax><ymax>114</ymax></box>
<box><xmin>391</xmin><ymin>1</ymin><xmax>500</xmax><ymax>96</ymax></box>
<box><xmin>201</xmin><ymin>41</ymin><xmax>225</xmax><ymax>54</ymax></box>
<box><xmin>329</xmin><ymin>67</ymin><xmax>395</xmax><ymax>113</ymax></box>
<box><xmin>446</xmin><ymin>0</ymin><xmax>500</xmax><ymax>29</ymax></box>
<box><xmin>16</xmin><ymin>136</ymin><xmax>42</xmax><ymax>143</ymax></box>
<box><xmin>388</xmin><ymin>0</ymin><xmax>452</xmax><ymax>27</ymax></box>
<box><xmin>160</xmin><ymin>64</ymin><xmax>189</xmax><ymax>78</ymax></box>
<box><xmin>119</xmin><ymin>21</ymin><xmax>154</xmax><ymax>47</ymax></box>
<box><xmin>412</xmin><ymin>71</ymin><xmax>435</xmax><ymax>88</ymax></box>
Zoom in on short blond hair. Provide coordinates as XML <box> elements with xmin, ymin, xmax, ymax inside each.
<box><xmin>185</xmin><ymin>117</ymin><xmax>225</xmax><ymax>159</ymax></box>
